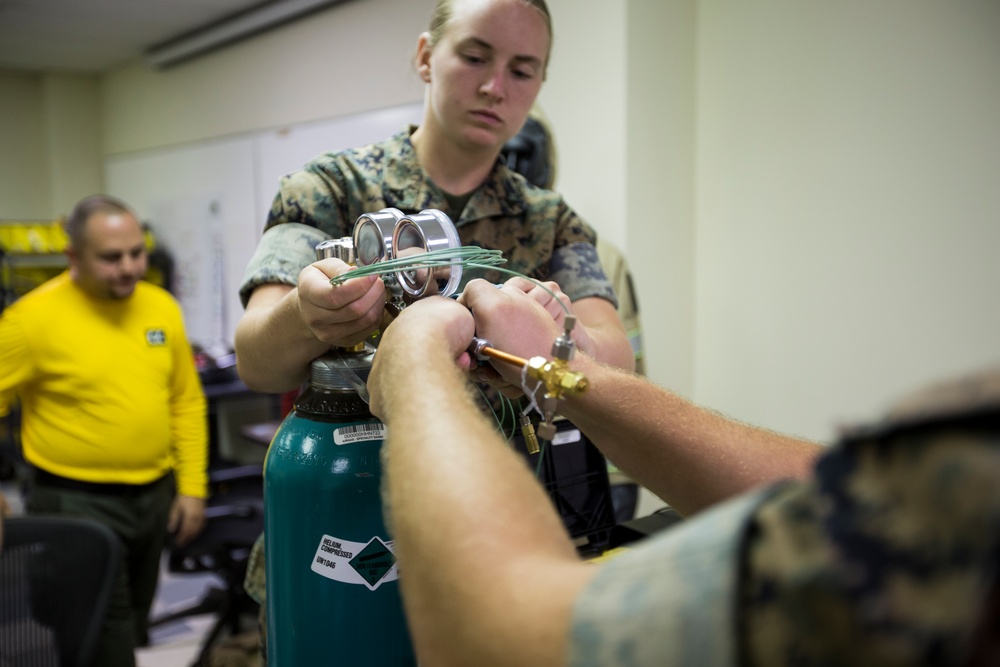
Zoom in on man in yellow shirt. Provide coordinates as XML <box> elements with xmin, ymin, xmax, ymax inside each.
<box><xmin>0</xmin><ymin>194</ymin><xmax>208</xmax><ymax>667</ymax></box>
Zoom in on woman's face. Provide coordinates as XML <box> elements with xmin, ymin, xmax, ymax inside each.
<box><xmin>418</xmin><ymin>0</ymin><xmax>549</xmax><ymax>153</ymax></box>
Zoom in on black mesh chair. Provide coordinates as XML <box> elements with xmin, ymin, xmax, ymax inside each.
<box><xmin>148</xmin><ymin>463</ymin><xmax>264</xmax><ymax>666</ymax></box>
<box><xmin>0</xmin><ymin>515</ymin><xmax>121</xmax><ymax>667</ymax></box>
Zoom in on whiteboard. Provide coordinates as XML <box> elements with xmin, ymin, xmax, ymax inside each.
<box><xmin>105</xmin><ymin>101</ymin><xmax>424</xmax><ymax>350</ymax></box>
<box><xmin>106</xmin><ymin>137</ymin><xmax>256</xmax><ymax>353</ymax></box>
<box><xmin>253</xmin><ymin>102</ymin><xmax>423</xmax><ymax>232</ymax></box>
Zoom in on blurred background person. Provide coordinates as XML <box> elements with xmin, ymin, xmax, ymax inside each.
<box><xmin>0</xmin><ymin>194</ymin><xmax>209</xmax><ymax>667</ymax></box>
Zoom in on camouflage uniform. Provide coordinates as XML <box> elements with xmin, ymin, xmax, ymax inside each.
<box><xmin>239</xmin><ymin>125</ymin><xmax>616</xmax><ymax>308</ymax></box>
<box><xmin>596</xmin><ymin>237</ymin><xmax>644</xmax><ymax>375</ymax></box>
<box><xmin>569</xmin><ymin>368</ymin><xmax>1000</xmax><ymax>666</ymax></box>
<box><xmin>239</xmin><ymin>126</ymin><xmax>618</xmax><ymax>661</ymax></box>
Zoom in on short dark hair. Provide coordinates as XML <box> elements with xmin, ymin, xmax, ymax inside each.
<box><xmin>64</xmin><ymin>194</ymin><xmax>135</xmax><ymax>247</ymax></box>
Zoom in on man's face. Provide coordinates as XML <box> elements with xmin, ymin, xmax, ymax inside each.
<box><xmin>68</xmin><ymin>211</ymin><xmax>148</xmax><ymax>300</ymax></box>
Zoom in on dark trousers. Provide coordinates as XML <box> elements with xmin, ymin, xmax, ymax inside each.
<box><xmin>27</xmin><ymin>470</ymin><xmax>173</xmax><ymax>667</ymax></box>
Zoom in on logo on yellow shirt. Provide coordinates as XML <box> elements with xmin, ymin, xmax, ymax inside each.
<box><xmin>146</xmin><ymin>329</ymin><xmax>167</xmax><ymax>346</ymax></box>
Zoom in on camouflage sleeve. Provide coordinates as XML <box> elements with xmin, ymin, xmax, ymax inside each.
<box><xmin>264</xmin><ymin>166</ymin><xmax>352</xmax><ymax>236</ymax></box>
<box><xmin>550</xmin><ymin>242</ymin><xmax>618</xmax><ymax>308</ymax></box>
<box><xmin>238</xmin><ymin>222</ymin><xmax>332</xmax><ymax>308</ymax></box>
<box><xmin>741</xmin><ymin>422</ymin><xmax>1000</xmax><ymax>666</ymax></box>
<box><xmin>244</xmin><ymin>533</ymin><xmax>266</xmax><ymax>605</ymax></box>
<box><xmin>568</xmin><ymin>487</ymin><xmax>777</xmax><ymax>667</ymax></box>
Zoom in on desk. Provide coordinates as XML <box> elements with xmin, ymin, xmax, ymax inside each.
<box><xmin>202</xmin><ymin>377</ymin><xmax>257</xmax><ymax>401</ymax></box>
<box><xmin>240</xmin><ymin>420</ymin><xmax>282</xmax><ymax>447</ymax></box>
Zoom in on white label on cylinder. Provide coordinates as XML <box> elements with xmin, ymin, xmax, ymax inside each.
<box><xmin>551</xmin><ymin>428</ymin><xmax>581</xmax><ymax>446</ymax></box>
<box><xmin>311</xmin><ymin>534</ymin><xmax>399</xmax><ymax>591</ymax></box>
<box><xmin>333</xmin><ymin>423</ymin><xmax>387</xmax><ymax>445</ymax></box>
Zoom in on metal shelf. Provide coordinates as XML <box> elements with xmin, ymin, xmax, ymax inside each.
<box><xmin>2</xmin><ymin>253</ymin><xmax>68</xmax><ymax>268</ymax></box>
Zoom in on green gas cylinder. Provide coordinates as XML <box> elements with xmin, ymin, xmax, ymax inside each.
<box><xmin>264</xmin><ymin>345</ymin><xmax>416</xmax><ymax>665</ymax></box>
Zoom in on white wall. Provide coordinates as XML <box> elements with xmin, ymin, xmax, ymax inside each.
<box><xmin>105</xmin><ymin>102</ymin><xmax>423</xmax><ymax>349</ymax></box>
<box><xmin>694</xmin><ymin>0</ymin><xmax>1000</xmax><ymax>441</ymax></box>
<box><xmin>0</xmin><ymin>72</ymin><xmax>52</xmax><ymax>219</ymax></box>
<box><xmin>42</xmin><ymin>75</ymin><xmax>103</xmax><ymax>215</ymax></box>
<box><xmin>92</xmin><ymin>0</ymin><xmax>1000</xmax><ymax>446</ymax></box>
<box><xmin>100</xmin><ymin>0</ymin><xmax>433</xmax><ymax>155</ymax></box>
<box><xmin>0</xmin><ymin>71</ymin><xmax>102</xmax><ymax>220</ymax></box>
<box><xmin>625</xmin><ymin>0</ymin><xmax>697</xmax><ymax>397</ymax></box>
<box><xmin>541</xmin><ymin>0</ymin><xmax>628</xmax><ymax>250</ymax></box>
<box><xmin>105</xmin><ymin>137</ymin><xmax>257</xmax><ymax>351</ymax></box>
<box><xmin>97</xmin><ymin>0</ymin><xmax>433</xmax><ymax>349</ymax></box>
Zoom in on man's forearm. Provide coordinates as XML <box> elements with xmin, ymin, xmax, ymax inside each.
<box><xmin>558</xmin><ymin>355</ymin><xmax>824</xmax><ymax>516</ymax></box>
<box><xmin>583</xmin><ymin>321</ymin><xmax>636</xmax><ymax>372</ymax></box>
<box><xmin>378</xmin><ymin>340</ymin><xmax>592</xmax><ymax>666</ymax></box>
<box><xmin>170</xmin><ymin>419</ymin><xmax>209</xmax><ymax>499</ymax></box>
<box><xmin>170</xmin><ymin>352</ymin><xmax>209</xmax><ymax>498</ymax></box>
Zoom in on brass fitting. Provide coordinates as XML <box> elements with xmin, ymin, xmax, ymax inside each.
<box><xmin>526</xmin><ymin>356</ymin><xmax>589</xmax><ymax>398</ymax></box>
<box><xmin>518</xmin><ymin>413</ymin><xmax>540</xmax><ymax>455</ymax></box>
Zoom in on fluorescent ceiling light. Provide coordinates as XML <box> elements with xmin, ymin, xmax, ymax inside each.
<box><xmin>145</xmin><ymin>0</ymin><xmax>348</xmax><ymax>69</ymax></box>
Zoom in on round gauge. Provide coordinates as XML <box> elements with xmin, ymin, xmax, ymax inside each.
<box><xmin>391</xmin><ymin>209</ymin><xmax>462</xmax><ymax>299</ymax></box>
<box><xmin>352</xmin><ymin>208</ymin><xmax>404</xmax><ymax>266</ymax></box>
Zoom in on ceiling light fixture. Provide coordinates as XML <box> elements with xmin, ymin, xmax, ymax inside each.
<box><xmin>145</xmin><ymin>0</ymin><xmax>349</xmax><ymax>69</ymax></box>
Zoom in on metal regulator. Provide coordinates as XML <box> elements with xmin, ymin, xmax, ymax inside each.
<box><xmin>264</xmin><ymin>208</ymin><xmax>588</xmax><ymax>665</ymax></box>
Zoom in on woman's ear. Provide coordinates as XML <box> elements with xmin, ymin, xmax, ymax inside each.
<box><xmin>415</xmin><ymin>32</ymin><xmax>432</xmax><ymax>82</ymax></box>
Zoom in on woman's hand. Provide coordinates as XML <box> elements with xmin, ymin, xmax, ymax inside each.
<box><xmin>459</xmin><ymin>279</ymin><xmax>564</xmax><ymax>392</ymax></box>
<box><xmin>296</xmin><ymin>260</ymin><xmax>388</xmax><ymax>347</ymax></box>
<box><xmin>499</xmin><ymin>277</ymin><xmax>596</xmax><ymax>357</ymax></box>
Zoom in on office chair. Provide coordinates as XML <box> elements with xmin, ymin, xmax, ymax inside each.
<box><xmin>148</xmin><ymin>463</ymin><xmax>264</xmax><ymax>666</ymax></box>
<box><xmin>0</xmin><ymin>515</ymin><xmax>121</xmax><ymax>667</ymax></box>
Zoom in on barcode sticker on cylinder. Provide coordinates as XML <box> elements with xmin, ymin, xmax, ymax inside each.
<box><xmin>333</xmin><ymin>423</ymin><xmax>387</xmax><ymax>445</ymax></box>
<box><xmin>311</xmin><ymin>534</ymin><xmax>399</xmax><ymax>591</ymax></box>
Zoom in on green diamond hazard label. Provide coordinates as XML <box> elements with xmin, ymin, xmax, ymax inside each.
<box><xmin>350</xmin><ymin>537</ymin><xmax>397</xmax><ymax>588</ymax></box>
<box><xmin>311</xmin><ymin>534</ymin><xmax>399</xmax><ymax>591</ymax></box>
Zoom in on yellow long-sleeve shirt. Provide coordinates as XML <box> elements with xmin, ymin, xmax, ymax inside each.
<box><xmin>0</xmin><ymin>272</ymin><xmax>208</xmax><ymax>498</ymax></box>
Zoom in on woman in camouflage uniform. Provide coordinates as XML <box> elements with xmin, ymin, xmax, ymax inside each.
<box><xmin>233</xmin><ymin>1</ymin><xmax>636</xmax><ymax>662</ymax></box>
<box><xmin>235</xmin><ymin>0</ymin><xmax>633</xmax><ymax>394</ymax></box>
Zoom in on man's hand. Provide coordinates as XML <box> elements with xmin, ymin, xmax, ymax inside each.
<box><xmin>369</xmin><ymin>297</ymin><xmax>476</xmax><ymax>422</ymax></box>
<box><xmin>168</xmin><ymin>495</ymin><xmax>207</xmax><ymax>548</ymax></box>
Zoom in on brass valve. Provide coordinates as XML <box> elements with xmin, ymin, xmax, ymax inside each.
<box><xmin>525</xmin><ymin>356</ymin><xmax>589</xmax><ymax>398</ymax></box>
<box><xmin>518</xmin><ymin>413</ymin><xmax>540</xmax><ymax>455</ymax></box>
<box><xmin>466</xmin><ymin>314</ymin><xmax>587</xmax><ymax>448</ymax></box>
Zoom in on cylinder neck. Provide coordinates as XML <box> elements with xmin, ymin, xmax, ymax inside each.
<box><xmin>310</xmin><ymin>346</ymin><xmax>375</xmax><ymax>392</ymax></box>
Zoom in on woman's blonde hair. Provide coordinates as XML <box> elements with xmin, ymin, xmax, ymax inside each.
<box><xmin>425</xmin><ymin>0</ymin><xmax>553</xmax><ymax>77</ymax></box>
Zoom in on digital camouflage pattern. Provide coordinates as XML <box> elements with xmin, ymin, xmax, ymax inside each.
<box><xmin>569</xmin><ymin>487</ymin><xmax>778</xmax><ymax>667</ymax></box>
<box><xmin>569</xmin><ymin>367</ymin><xmax>1000</xmax><ymax>666</ymax></box>
<box><xmin>742</xmin><ymin>367</ymin><xmax>1000</xmax><ymax>666</ymax></box>
<box><xmin>239</xmin><ymin>126</ymin><xmax>616</xmax><ymax>308</ymax></box>
<box><xmin>596</xmin><ymin>237</ymin><xmax>644</xmax><ymax>375</ymax></box>
<box><xmin>238</xmin><ymin>223</ymin><xmax>329</xmax><ymax>307</ymax></box>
